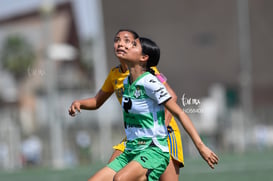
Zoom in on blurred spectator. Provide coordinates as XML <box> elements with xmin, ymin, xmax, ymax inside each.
<box><xmin>0</xmin><ymin>143</ymin><xmax>9</xmax><ymax>169</ymax></box>
<box><xmin>21</xmin><ymin>135</ymin><xmax>42</xmax><ymax>166</ymax></box>
<box><xmin>76</xmin><ymin>130</ymin><xmax>91</xmax><ymax>164</ymax></box>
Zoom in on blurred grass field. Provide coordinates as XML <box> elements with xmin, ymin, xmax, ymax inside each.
<box><xmin>0</xmin><ymin>149</ymin><xmax>272</xmax><ymax>181</ymax></box>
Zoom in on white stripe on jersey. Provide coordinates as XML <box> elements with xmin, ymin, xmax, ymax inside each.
<box><xmin>125</xmin><ymin>124</ymin><xmax>168</xmax><ymax>140</ymax></box>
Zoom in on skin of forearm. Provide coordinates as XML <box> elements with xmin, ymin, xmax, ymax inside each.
<box><xmin>177</xmin><ymin>111</ymin><xmax>204</xmax><ymax>150</ymax></box>
<box><xmin>78</xmin><ymin>98</ymin><xmax>99</xmax><ymax>110</ymax></box>
<box><xmin>164</xmin><ymin>99</ymin><xmax>219</xmax><ymax>169</ymax></box>
<box><xmin>77</xmin><ymin>90</ymin><xmax>112</xmax><ymax>110</ymax></box>
<box><xmin>165</xmin><ymin>100</ymin><xmax>204</xmax><ymax>150</ymax></box>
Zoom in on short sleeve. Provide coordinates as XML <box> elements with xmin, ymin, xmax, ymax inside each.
<box><xmin>144</xmin><ymin>75</ymin><xmax>171</xmax><ymax>105</ymax></box>
<box><xmin>101</xmin><ymin>71</ymin><xmax>114</xmax><ymax>93</ymax></box>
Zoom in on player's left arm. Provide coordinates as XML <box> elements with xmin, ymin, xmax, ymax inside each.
<box><xmin>163</xmin><ymin>99</ymin><xmax>219</xmax><ymax>169</ymax></box>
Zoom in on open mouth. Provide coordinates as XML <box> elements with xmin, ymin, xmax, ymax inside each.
<box><xmin>116</xmin><ymin>49</ymin><xmax>126</xmax><ymax>54</ymax></box>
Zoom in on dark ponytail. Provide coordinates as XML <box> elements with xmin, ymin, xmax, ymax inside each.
<box><xmin>139</xmin><ymin>37</ymin><xmax>160</xmax><ymax>75</ymax></box>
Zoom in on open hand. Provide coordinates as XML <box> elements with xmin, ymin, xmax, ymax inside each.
<box><xmin>199</xmin><ymin>144</ymin><xmax>219</xmax><ymax>169</ymax></box>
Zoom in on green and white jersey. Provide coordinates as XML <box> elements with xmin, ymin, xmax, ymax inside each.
<box><xmin>122</xmin><ymin>72</ymin><xmax>171</xmax><ymax>152</ymax></box>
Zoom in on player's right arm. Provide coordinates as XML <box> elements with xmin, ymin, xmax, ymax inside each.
<box><xmin>68</xmin><ymin>90</ymin><xmax>113</xmax><ymax>116</ymax></box>
<box><xmin>69</xmin><ymin>68</ymin><xmax>115</xmax><ymax>116</ymax></box>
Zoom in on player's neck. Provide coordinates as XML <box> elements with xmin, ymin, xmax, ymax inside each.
<box><xmin>120</xmin><ymin>63</ymin><xmax>128</xmax><ymax>73</ymax></box>
<box><xmin>128</xmin><ymin>64</ymin><xmax>146</xmax><ymax>83</ymax></box>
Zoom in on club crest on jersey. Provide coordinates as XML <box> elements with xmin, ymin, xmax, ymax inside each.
<box><xmin>134</xmin><ymin>86</ymin><xmax>141</xmax><ymax>98</ymax></box>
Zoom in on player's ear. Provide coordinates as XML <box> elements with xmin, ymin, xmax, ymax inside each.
<box><xmin>140</xmin><ymin>54</ymin><xmax>149</xmax><ymax>63</ymax></box>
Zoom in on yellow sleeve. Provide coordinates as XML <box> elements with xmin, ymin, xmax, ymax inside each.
<box><xmin>151</xmin><ymin>66</ymin><xmax>167</xmax><ymax>84</ymax></box>
<box><xmin>101</xmin><ymin>70</ymin><xmax>114</xmax><ymax>93</ymax></box>
<box><xmin>151</xmin><ymin>66</ymin><xmax>160</xmax><ymax>75</ymax></box>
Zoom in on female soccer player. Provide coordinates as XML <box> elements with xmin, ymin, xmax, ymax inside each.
<box><xmin>69</xmin><ymin>29</ymin><xmax>184</xmax><ymax>180</ymax></box>
<box><xmin>85</xmin><ymin>37</ymin><xmax>218</xmax><ymax>181</ymax></box>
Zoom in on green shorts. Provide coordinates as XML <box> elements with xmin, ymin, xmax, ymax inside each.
<box><xmin>108</xmin><ymin>146</ymin><xmax>170</xmax><ymax>181</ymax></box>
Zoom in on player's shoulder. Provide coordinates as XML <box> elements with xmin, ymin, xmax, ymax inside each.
<box><xmin>144</xmin><ymin>72</ymin><xmax>158</xmax><ymax>80</ymax></box>
<box><xmin>140</xmin><ymin>73</ymin><xmax>165</xmax><ymax>96</ymax></box>
<box><xmin>110</xmin><ymin>65</ymin><xmax>120</xmax><ymax>72</ymax></box>
<box><xmin>141</xmin><ymin>72</ymin><xmax>160</xmax><ymax>87</ymax></box>
<box><xmin>107</xmin><ymin>65</ymin><xmax>122</xmax><ymax>77</ymax></box>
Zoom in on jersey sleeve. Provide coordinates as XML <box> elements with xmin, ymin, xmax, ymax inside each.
<box><xmin>101</xmin><ymin>70</ymin><xmax>114</xmax><ymax>93</ymax></box>
<box><xmin>144</xmin><ymin>75</ymin><xmax>171</xmax><ymax>105</ymax></box>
